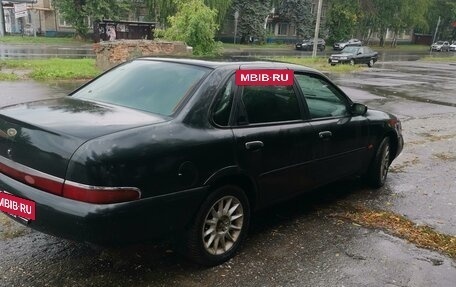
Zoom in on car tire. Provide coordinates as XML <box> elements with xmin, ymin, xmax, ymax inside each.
<box><xmin>368</xmin><ymin>59</ymin><xmax>374</xmax><ymax>68</ymax></box>
<box><xmin>184</xmin><ymin>185</ymin><xmax>250</xmax><ymax>266</ymax></box>
<box><xmin>349</xmin><ymin>59</ymin><xmax>355</xmax><ymax>66</ymax></box>
<box><xmin>366</xmin><ymin>137</ymin><xmax>391</xmax><ymax>188</ymax></box>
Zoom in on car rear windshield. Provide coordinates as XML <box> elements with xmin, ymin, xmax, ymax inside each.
<box><xmin>71</xmin><ymin>60</ymin><xmax>210</xmax><ymax>116</ymax></box>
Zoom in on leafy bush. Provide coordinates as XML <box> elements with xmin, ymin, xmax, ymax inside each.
<box><xmin>165</xmin><ymin>0</ymin><xmax>220</xmax><ymax>55</ymax></box>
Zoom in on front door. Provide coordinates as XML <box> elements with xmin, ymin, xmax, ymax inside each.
<box><xmin>294</xmin><ymin>73</ymin><xmax>369</xmax><ymax>186</ymax></box>
<box><xmin>232</xmin><ymin>85</ymin><xmax>314</xmax><ymax>207</ymax></box>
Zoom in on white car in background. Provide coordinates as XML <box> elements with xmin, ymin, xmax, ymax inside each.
<box><xmin>450</xmin><ymin>41</ymin><xmax>456</xmax><ymax>51</ymax></box>
<box><xmin>430</xmin><ymin>41</ymin><xmax>450</xmax><ymax>52</ymax></box>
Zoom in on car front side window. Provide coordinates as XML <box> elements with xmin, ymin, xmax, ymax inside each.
<box><xmin>295</xmin><ymin>74</ymin><xmax>349</xmax><ymax>119</ymax></box>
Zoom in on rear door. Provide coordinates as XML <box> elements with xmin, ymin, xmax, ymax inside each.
<box><xmin>231</xmin><ymin>83</ymin><xmax>314</xmax><ymax>207</ymax></box>
<box><xmin>294</xmin><ymin>72</ymin><xmax>369</xmax><ymax>185</ymax></box>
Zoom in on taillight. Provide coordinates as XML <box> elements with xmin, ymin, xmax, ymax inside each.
<box><xmin>388</xmin><ymin>119</ymin><xmax>401</xmax><ymax>131</ymax></box>
<box><xmin>62</xmin><ymin>181</ymin><xmax>141</xmax><ymax>204</ymax></box>
<box><xmin>0</xmin><ymin>157</ymin><xmax>63</xmax><ymax>195</ymax></box>
<box><xmin>0</xmin><ymin>157</ymin><xmax>141</xmax><ymax>204</ymax></box>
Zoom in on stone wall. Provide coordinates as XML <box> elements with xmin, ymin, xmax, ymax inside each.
<box><xmin>93</xmin><ymin>40</ymin><xmax>191</xmax><ymax>70</ymax></box>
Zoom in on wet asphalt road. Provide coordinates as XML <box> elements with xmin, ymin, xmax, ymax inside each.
<box><xmin>1</xmin><ymin>60</ymin><xmax>456</xmax><ymax>286</ymax></box>
<box><xmin>0</xmin><ymin>44</ymin><xmax>95</xmax><ymax>59</ymax></box>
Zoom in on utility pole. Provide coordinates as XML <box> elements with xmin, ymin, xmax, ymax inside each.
<box><xmin>0</xmin><ymin>0</ymin><xmax>5</xmax><ymax>37</ymax></box>
<box><xmin>234</xmin><ymin>11</ymin><xmax>239</xmax><ymax>44</ymax></box>
<box><xmin>432</xmin><ymin>16</ymin><xmax>441</xmax><ymax>44</ymax></box>
<box><xmin>312</xmin><ymin>0</ymin><xmax>323</xmax><ymax>57</ymax></box>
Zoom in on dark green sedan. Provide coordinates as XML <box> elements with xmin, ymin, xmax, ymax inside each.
<box><xmin>329</xmin><ymin>46</ymin><xmax>379</xmax><ymax>67</ymax></box>
<box><xmin>0</xmin><ymin>58</ymin><xmax>403</xmax><ymax>266</ymax></box>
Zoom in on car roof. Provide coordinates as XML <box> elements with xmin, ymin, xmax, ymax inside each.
<box><xmin>138</xmin><ymin>57</ymin><xmax>320</xmax><ymax>73</ymax></box>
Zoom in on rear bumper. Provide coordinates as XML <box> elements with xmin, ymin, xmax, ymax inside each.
<box><xmin>0</xmin><ymin>173</ymin><xmax>209</xmax><ymax>244</ymax></box>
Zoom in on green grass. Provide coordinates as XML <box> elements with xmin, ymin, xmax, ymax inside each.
<box><xmin>372</xmin><ymin>44</ymin><xmax>429</xmax><ymax>52</ymax></box>
<box><xmin>222</xmin><ymin>42</ymin><xmax>292</xmax><ymax>50</ymax></box>
<box><xmin>421</xmin><ymin>55</ymin><xmax>456</xmax><ymax>62</ymax></box>
<box><xmin>264</xmin><ymin>56</ymin><xmax>364</xmax><ymax>73</ymax></box>
<box><xmin>0</xmin><ymin>72</ymin><xmax>20</xmax><ymax>81</ymax></box>
<box><xmin>0</xmin><ymin>58</ymin><xmax>101</xmax><ymax>81</ymax></box>
<box><xmin>0</xmin><ymin>35</ymin><xmax>89</xmax><ymax>45</ymax></box>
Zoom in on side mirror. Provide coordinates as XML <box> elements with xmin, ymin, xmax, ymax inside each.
<box><xmin>351</xmin><ymin>103</ymin><xmax>367</xmax><ymax>116</ymax></box>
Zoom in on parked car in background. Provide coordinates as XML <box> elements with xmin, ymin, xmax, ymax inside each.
<box><xmin>430</xmin><ymin>41</ymin><xmax>450</xmax><ymax>52</ymax></box>
<box><xmin>449</xmin><ymin>41</ymin><xmax>456</xmax><ymax>51</ymax></box>
<box><xmin>333</xmin><ymin>38</ymin><xmax>362</xmax><ymax>50</ymax></box>
<box><xmin>0</xmin><ymin>58</ymin><xmax>403</xmax><ymax>266</ymax></box>
<box><xmin>295</xmin><ymin>38</ymin><xmax>326</xmax><ymax>51</ymax></box>
<box><xmin>329</xmin><ymin>46</ymin><xmax>379</xmax><ymax>67</ymax></box>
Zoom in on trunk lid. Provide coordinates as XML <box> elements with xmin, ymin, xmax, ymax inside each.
<box><xmin>0</xmin><ymin>97</ymin><xmax>168</xmax><ymax>179</ymax></box>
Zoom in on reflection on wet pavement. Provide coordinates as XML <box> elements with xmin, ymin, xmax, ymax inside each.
<box><xmin>0</xmin><ymin>45</ymin><xmax>95</xmax><ymax>59</ymax></box>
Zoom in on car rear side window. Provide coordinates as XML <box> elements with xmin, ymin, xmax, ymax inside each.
<box><xmin>240</xmin><ymin>85</ymin><xmax>301</xmax><ymax>124</ymax></box>
<box><xmin>212</xmin><ymin>77</ymin><xmax>235</xmax><ymax>127</ymax></box>
<box><xmin>295</xmin><ymin>74</ymin><xmax>349</xmax><ymax>119</ymax></box>
<box><xmin>71</xmin><ymin>60</ymin><xmax>210</xmax><ymax>116</ymax></box>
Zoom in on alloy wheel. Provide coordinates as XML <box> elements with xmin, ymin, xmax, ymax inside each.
<box><xmin>380</xmin><ymin>144</ymin><xmax>390</xmax><ymax>182</ymax></box>
<box><xmin>202</xmin><ymin>196</ymin><xmax>244</xmax><ymax>255</ymax></box>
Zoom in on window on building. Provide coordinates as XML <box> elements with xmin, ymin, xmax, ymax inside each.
<box><xmin>289</xmin><ymin>24</ymin><xmax>296</xmax><ymax>36</ymax></box>
<box><xmin>58</xmin><ymin>15</ymin><xmax>70</xmax><ymax>27</ymax></box>
<box><xmin>278</xmin><ymin>23</ymin><xmax>288</xmax><ymax>36</ymax></box>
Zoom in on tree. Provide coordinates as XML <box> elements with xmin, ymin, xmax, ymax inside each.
<box><xmin>325</xmin><ymin>0</ymin><xmax>360</xmax><ymax>44</ymax></box>
<box><xmin>370</xmin><ymin>0</ymin><xmax>431</xmax><ymax>46</ymax></box>
<box><xmin>327</xmin><ymin>0</ymin><xmax>432</xmax><ymax>46</ymax></box>
<box><xmin>165</xmin><ymin>0</ymin><xmax>219</xmax><ymax>55</ymax></box>
<box><xmin>425</xmin><ymin>0</ymin><xmax>456</xmax><ymax>40</ymax></box>
<box><xmin>278</xmin><ymin>0</ymin><xmax>313</xmax><ymax>39</ymax></box>
<box><xmin>205</xmin><ymin>0</ymin><xmax>233</xmax><ymax>30</ymax></box>
<box><xmin>389</xmin><ymin>0</ymin><xmax>430</xmax><ymax>46</ymax></box>
<box><xmin>356</xmin><ymin>0</ymin><xmax>377</xmax><ymax>43</ymax></box>
<box><xmin>144</xmin><ymin>0</ymin><xmax>178</xmax><ymax>26</ymax></box>
<box><xmin>232</xmin><ymin>0</ymin><xmax>270</xmax><ymax>43</ymax></box>
<box><xmin>144</xmin><ymin>0</ymin><xmax>232</xmax><ymax>29</ymax></box>
<box><xmin>52</xmin><ymin>0</ymin><xmax>131</xmax><ymax>38</ymax></box>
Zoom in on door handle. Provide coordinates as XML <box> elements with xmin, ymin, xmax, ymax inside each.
<box><xmin>245</xmin><ymin>141</ymin><xmax>264</xmax><ymax>151</ymax></box>
<box><xmin>318</xmin><ymin>131</ymin><xmax>332</xmax><ymax>139</ymax></box>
